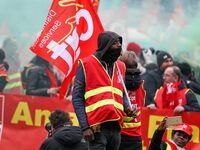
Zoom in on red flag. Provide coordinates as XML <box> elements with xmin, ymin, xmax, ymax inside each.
<box><xmin>91</xmin><ymin>0</ymin><xmax>100</xmax><ymax>11</ymax></box>
<box><xmin>30</xmin><ymin>0</ymin><xmax>104</xmax><ymax>98</ymax></box>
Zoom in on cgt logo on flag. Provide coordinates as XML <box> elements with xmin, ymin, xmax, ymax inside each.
<box><xmin>30</xmin><ymin>0</ymin><xmax>103</xmax><ymax>76</ymax></box>
<box><xmin>0</xmin><ymin>95</ymin><xmax>5</xmax><ymax>142</ymax></box>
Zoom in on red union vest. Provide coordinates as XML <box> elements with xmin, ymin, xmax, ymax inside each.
<box><xmin>154</xmin><ymin>87</ymin><xmax>188</xmax><ymax>109</ymax></box>
<box><xmin>80</xmin><ymin>55</ymin><xmax>126</xmax><ymax>127</ymax></box>
<box><xmin>165</xmin><ymin>140</ymin><xmax>179</xmax><ymax>150</ymax></box>
<box><xmin>121</xmin><ymin>80</ymin><xmax>145</xmax><ymax>136</ymax></box>
<box><xmin>0</xmin><ymin>64</ymin><xmax>8</xmax><ymax>81</ymax></box>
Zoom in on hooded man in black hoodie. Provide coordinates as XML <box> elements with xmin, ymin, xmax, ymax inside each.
<box><xmin>39</xmin><ymin>109</ymin><xmax>87</xmax><ymax>150</ymax></box>
<box><xmin>72</xmin><ymin>31</ymin><xmax>130</xmax><ymax>150</ymax></box>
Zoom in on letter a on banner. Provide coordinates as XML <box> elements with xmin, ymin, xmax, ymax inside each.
<box><xmin>30</xmin><ymin>0</ymin><xmax>104</xmax><ymax>97</ymax></box>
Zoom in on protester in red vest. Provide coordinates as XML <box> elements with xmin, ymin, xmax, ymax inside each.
<box><xmin>142</xmin><ymin>51</ymin><xmax>174</xmax><ymax>110</ymax></box>
<box><xmin>0</xmin><ymin>48</ymin><xmax>9</xmax><ymax>92</ymax></box>
<box><xmin>72</xmin><ymin>31</ymin><xmax>131</xmax><ymax>150</ymax></box>
<box><xmin>119</xmin><ymin>51</ymin><xmax>145</xmax><ymax>150</ymax></box>
<box><xmin>149</xmin><ymin>117</ymin><xmax>193</xmax><ymax>150</ymax></box>
<box><xmin>154</xmin><ymin>66</ymin><xmax>200</xmax><ymax>113</ymax></box>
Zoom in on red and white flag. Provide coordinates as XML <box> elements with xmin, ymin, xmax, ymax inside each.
<box><xmin>30</xmin><ymin>0</ymin><xmax>104</xmax><ymax>97</ymax></box>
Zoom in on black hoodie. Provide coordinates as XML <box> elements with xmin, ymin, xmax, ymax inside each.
<box><xmin>94</xmin><ymin>31</ymin><xmax>122</xmax><ymax>61</ymax></box>
<box><xmin>39</xmin><ymin>126</ymin><xmax>88</xmax><ymax>150</ymax></box>
<box><xmin>94</xmin><ymin>31</ymin><xmax>122</xmax><ymax>77</ymax></box>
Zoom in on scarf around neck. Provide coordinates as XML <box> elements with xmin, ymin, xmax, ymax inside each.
<box><xmin>162</xmin><ymin>80</ymin><xmax>182</xmax><ymax>109</ymax></box>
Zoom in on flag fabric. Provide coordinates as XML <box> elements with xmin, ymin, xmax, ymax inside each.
<box><xmin>30</xmin><ymin>0</ymin><xmax>104</xmax><ymax>98</ymax></box>
<box><xmin>91</xmin><ymin>0</ymin><xmax>100</xmax><ymax>11</ymax></box>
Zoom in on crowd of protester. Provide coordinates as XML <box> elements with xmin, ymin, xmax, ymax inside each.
<box><xmin>1</xmin><ymin>31</ymin><xmax>200</xmax><ymax>149</ymax></box>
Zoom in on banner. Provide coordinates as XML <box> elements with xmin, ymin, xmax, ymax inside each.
<box><xmin>0</xmin><ymin>93</ymin><xmax>77</xmax><ymax>150</ymax></box>
<box><xmin>141</xmin><ymin>108</ymin><xmax>200</xmax><ymax>150</ymax></box>
<box><xmin>0</xmin><ymin>95</ymin><xmax>4</xmax><ymax>141</ymax></box>
<box><xmin>0</xmin><ymin>94</ymin><xmax>199</xmax><ymax>150</ymax></box>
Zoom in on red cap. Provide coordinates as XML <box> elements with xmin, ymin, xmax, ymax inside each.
<box><xmin>173</xmin><ymin>123</ymin><xmax>193</xmax><ymax>136</ymax></box>
<box><xmin>126</xmin><ymin>42</ymin><xmax>141</xmax><ymax>57</ymax></box>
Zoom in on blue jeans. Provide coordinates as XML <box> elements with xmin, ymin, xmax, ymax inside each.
<box><xmin>89</xmin><ymin>121</ymin><xmax>121</xmax><ymax>150</ymax></box>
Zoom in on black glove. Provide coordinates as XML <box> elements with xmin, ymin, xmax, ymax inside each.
<box><xmin>124</xmin><ymin>106</ymin><xmax>137</xmax><ymax>118</ymax></box>
<box><xmin>125</xmin><ymin>68</ymin><xmax>142</xmax><ymax>91</ymax></box>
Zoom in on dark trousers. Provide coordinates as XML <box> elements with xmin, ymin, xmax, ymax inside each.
<box><xmin>89</xmin><ymin>121</ymin><xmax>121</xmax><ymax>150</ymax></box>
<box><xmin>119</xmin><ymin>135</ymin><xmax>142</xmax><ymax>150</ymax></box>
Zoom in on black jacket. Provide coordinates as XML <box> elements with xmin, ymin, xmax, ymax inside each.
<box><xmin>182</xmin><ymin>74</ymin><xmax>200</xmax><ymax>95</ymax></box>
<box><xmin>178</xmin><ymin>81</ymin><xmax>200</xmax><ymax>112</ymax></box>
<box><xmin>0</xmin><ymin>63</ymin><xmax>8</xmax><ymax>92</ymax></box>
<box><xmin>25</xmin><ymin>55</ymin><xmax>61</xmax><ymax>96</ymax></box>
<box><xmin>25</xmin><ymin>66</ymin><xmax>52</xmax><ymax>96</ymax></box>
<box><xmin>39</xmin><ymin>126</ymin><xmax>88</xmax><ymax>150</ymax></box>
<box><xmin>148</xmin><ymin>129</ymin><xmax>168</xmax><ymax>150</ymax></box>
<box><xmin>142</xmin><ymin>68</ymin><xmax>163</xmax><ymax>106</ymax></box>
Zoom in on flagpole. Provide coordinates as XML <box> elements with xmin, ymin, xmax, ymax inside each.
<box><xmin>116</xmin><ymin>62</ymin><xmax>138</xmax><ymax>117</ymax></box>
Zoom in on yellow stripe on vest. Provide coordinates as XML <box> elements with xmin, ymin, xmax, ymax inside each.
<box><xmin>137</xmin><ymin>110</ymin><xmax>141</xmax><ymax>116</ymax></box>
<box><xmin>5</xmin><ymin>81</ymin><xmax>22</xmax><ymax>89</ymax></box>
<box><xmin>123</xmin><ymin>111</ymin><xmax>141</xmax><ymax>122</ymax></box>
<box><xmin>166</xmin><ymin>142</ymin><xmax>172</xmax><ymax>150</ymax></box>
<box><xmin>123</xmin><ymin>122</ymin><xmax>141</xmax><ymax>128</ymax></box>
<box><xmin>85</xmin><ymin>86</ymin><xmax>122</xmax><ymax>99</ymax></box>
<box><xmin>123</xmin><ymin>116</ymin><xmax>132</xmax><ymax>122</ymax></box>
<box><xmin>85</xmin><ymin>99</ymin><xmax>124</xmax><ymax>113</ymax></box>
<box><xmin>8</xmin><ymin>72</ymin><xmax>21</xmax><ymax>80</ymax></box>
